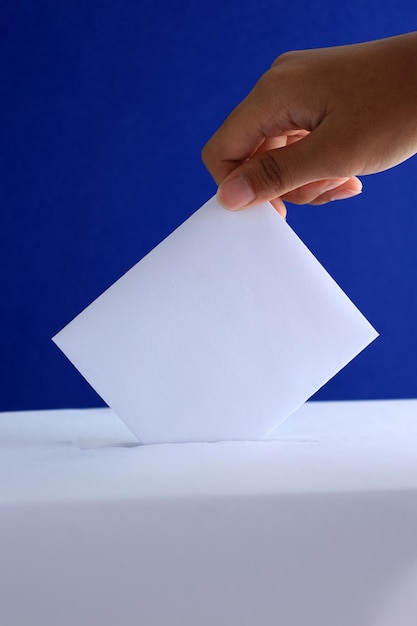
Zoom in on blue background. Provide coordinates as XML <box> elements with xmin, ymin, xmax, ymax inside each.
<box><xmin>1</xmin><ymin>0</ymin><xmax>417</xmax><ymax>411</ymax></box>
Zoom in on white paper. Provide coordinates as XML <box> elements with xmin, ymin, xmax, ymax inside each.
<box><xmin>53</xmin><ymin>196</ymin><xmax>378</xmax><ymax>444</ymax></box>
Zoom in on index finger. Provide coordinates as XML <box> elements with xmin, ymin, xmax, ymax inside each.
<box><xmin>201</xmin><ymin>96</ymin><xmax>265</xmax><ymax>184</ymax></box>
<box><xmin>201</xmin><ymin>70</ymin><xmax>307</xmax><ymax>184</ymax></box>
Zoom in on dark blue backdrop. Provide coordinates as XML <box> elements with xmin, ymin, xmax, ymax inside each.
<box><xmin>2</xmin><ymin>0</ymin><xmax>417</xmax><ymax>411</ymax></box>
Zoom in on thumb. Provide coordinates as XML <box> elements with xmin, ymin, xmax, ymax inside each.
<box><xmin>217</xmin><ymin>130</ymin><xmax>334</xmax><ymax>210</ymax></box>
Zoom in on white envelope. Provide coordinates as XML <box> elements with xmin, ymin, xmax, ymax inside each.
<box><xmin>53</xmin><ymin>196</ymin><xmax>378</xmax><ymax>443</ymax></box>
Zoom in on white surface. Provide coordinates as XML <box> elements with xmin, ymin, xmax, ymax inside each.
<box><xmin>1</xmin><ymin>400</ymin><xmax>417</xmax><ymax>505</ymax></box>
<box><xmin>1</xmin><ymin>400</ymin><xmax>417</xmax><ymax>626</ymax></box>
<box><xmin>53</xmin><ymin>196</ymin><xmax>377</xmax><ymax>444</ymax></box>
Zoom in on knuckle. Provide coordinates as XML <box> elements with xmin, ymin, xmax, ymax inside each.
<box><xmin>201</xmin><ymin>141</ymin><xmax>212</xmax><ymax>167</ymax></box>
<box><xmin>254</xmin><ymin>153</ymin><xmax>290</xmax><ymax>193</ymax></box>
<box><xmin>253</xmin><ymin>69</ymin><xmax>275</xmax><ymax>98</ymax></box>
<box><xmin>271</xmin><ymin>49</ymin><xmax>300</xmax><ymax>69</ymax></box>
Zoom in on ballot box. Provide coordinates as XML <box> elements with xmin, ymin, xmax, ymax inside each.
<box><xmin>1</xmin><ymin>399</ymin><xmax>417</xmax><ymax>626</ymax></box>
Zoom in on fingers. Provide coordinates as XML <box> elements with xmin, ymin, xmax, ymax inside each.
<box><xmin>310</xmin><ymin>177</ymin><xmax>363</xmax><ymax>204</ymax></box>
<box><xmin>202</xmin><ymin>95</ymin><xmax>269</xmax><ymax>185</ymax></box>
<box><xmin>214</xmin><ymin>128</ymin><xmax>341</xmax><ymax>210</ymax></box>
<box><xmin>270</xmin><ymin>197</ymin><xmax>287</xmax><ymax>219</ymax></box>
<box><xmin>201</xmin><ymin>70</ymin><xmax>313</xmax><ymax>185</ymax></box>
<box><xmin>202</xmin><ymin>62</ymin><xmax>365</xmax><ymax>211</ymax></box>
<box><xmin>281</xmin><ymin>176</ymin><xmax>362</xmax><ymax>205</ymax></box>
<box><xmin>269</xmin><ymin>176</ymin><xmax>361</xmax><ymax>220</ymax></box>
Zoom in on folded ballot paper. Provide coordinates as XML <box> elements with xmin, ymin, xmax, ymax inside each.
<box><xmin>53</xmin><ymin>196</ymin><xmax>378</xmax><ymax>444</ymax></box>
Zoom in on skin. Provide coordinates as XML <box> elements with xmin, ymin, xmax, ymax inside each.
<box><xmin>202</xmin><ymin>33</ymin><xmax>417</xmax><ymax>218</ymax></box>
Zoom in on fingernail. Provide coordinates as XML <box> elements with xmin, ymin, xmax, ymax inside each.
<box><xmin>217</xmin><ymin>176</ymin><xmax>255</xmax><ymax>210</ymax></box>
<box><xmin>329</xmin><ymin>188</ymin><xmax>362</xmax><ymax>202</ymax></box>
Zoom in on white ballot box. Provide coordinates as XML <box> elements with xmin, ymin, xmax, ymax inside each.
<box><xmin>1</xmin><ymin>400</ymin><xmax>417</xmax><ymax>626</ymax></box>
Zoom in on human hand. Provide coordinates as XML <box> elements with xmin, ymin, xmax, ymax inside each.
<box><xmin>202</xmin><ymin>33</ymin><xmax>417</xmax><ymax>217</ymax></box>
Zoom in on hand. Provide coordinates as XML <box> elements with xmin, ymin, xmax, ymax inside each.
<box><xmin>202</xmin><ymin>33</ymin><xmax>417</xmax><ymax>218</ymax></box>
